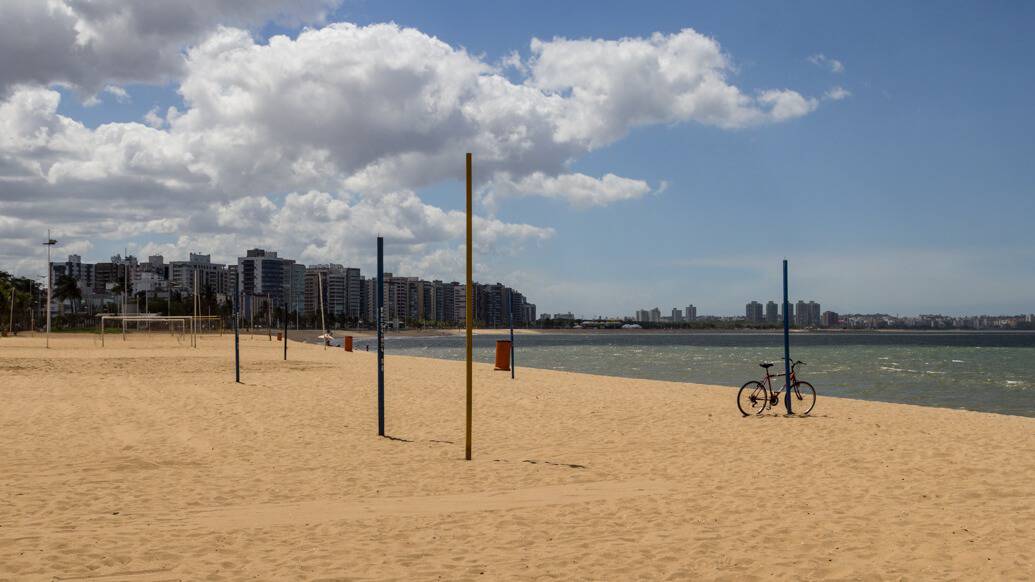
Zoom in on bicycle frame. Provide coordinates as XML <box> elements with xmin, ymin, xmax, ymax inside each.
<box><xmin>758</xmin><ymin>361</ymin><xmax>804</xmax><ymax>408</ymax></box>
<box><xmin>761</xmin><ymin>365</ymin><xmax>798</xmax><ymax>397</ymax></box>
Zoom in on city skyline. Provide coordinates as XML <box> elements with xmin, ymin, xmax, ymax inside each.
<box><xmin>21</xmin><ymin>243</ymin><xmax>1035</xmax><ymax>320</ymax></box>
<box><xmin>42</xmin><ymin>246</ymin><xmax>536</xmax><ymax>329</ymax></box>
<box><xmin>1</xmin><ymin>2</ymin><xmax>1034</xmax><ymax>316</ymax></box>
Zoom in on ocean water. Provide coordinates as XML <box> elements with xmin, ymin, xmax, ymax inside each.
<box><xmin>376</xmin><ymin>332</ymin><xmax>1035</xmax><ymax>417</ymax></box>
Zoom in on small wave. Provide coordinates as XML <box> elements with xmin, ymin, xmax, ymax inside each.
<box><xmin>880</xmin><ymin>366</ymin><xmax>906</xmax><ymax>372</ymax></box>
<box><xmin>951</xmin><ymin>359</ymin><xmax>965</xmax><ymax>363</ymax></box>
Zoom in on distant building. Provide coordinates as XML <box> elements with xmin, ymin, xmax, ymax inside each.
<box><xmin>237</xmin><ymin>249</ymin><xmax>297</xmax><ymax>316</ymax></box>
<box><xmin>808</xmin><ymin>301</ymin><xmax>821</xmax><ymax>326</ymax></box>
<box><xmin>795</xmin><ymin>300</ymin><xmax>808</xmax><ymax>326</ymax></box>
<box><xmin>671</xmin><ymin>308</ymin><xmax>683</xmax><ymax>322</ymax></box>
<box><xmin>685</xmin><ymin>305</ymin><xmax>697</xmax><ymax>321</ymax></box>
<box><xmin>50</xmin><ymin>254</ymin><xmax>95</xmax><ymax>291</ymax></box>
<box><xmin>453</xmin><ymin>284</ymin><xmax>467</xmax><ymax>323</ymax></box>
<box><xmin>168</xmin><ymin>253</ymin><xmax>229</xmax><ymax>297</ymax></box>
<box><xmin>649</xmin><ymin>307</ymin><xmax>661</xmax><ymax>322</ymax></box>
<box><xmin>746</xmin><ymin>301</ymin><xmax>763</xmax><ymax>323</ymax></box>
<box><xmin>821</xmin><ymin>311</ymin><xmax>840</xmax><ymax>327</ymax></box>
<box><xmin>766</xmin><ymin>301</ymin><xmax>779</xmax><ymax>323</ymax></box>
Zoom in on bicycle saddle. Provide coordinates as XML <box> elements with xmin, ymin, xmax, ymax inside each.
<box><xmin>759</xmin><ymin>362</ymin><xmax>774</xmax><ymax>369</ymax></box>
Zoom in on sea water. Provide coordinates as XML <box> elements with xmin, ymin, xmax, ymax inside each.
<box><xmin>379</xmin><ymin>332</ymin><xmax>1035</xmax><ymax>417</ymax></box>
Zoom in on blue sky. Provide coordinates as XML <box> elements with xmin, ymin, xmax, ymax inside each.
<box><xmin>2</xmin><ymin>1</ymin><xmax>1033</xmax><ymax>316</ymax></box>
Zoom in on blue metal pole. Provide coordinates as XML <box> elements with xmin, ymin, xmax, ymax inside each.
<box><xmin>783</xmin><ymin>259</ymin><xmax>792</xmax><ymax>414</ymax></box>
<box><xmin>377</xmin><ymin>236</ymin><xmax>385</xmax><ymax>436</ymax></box>
<box><xmin>283</xmin><ymin>283</ymin><xmax>288</xmax><ymax>361</ymax></box>
<box><xmin>509</xmin><ymin>291</ymin><xmax>515</xmax><ymax>379</ymax></box>
<box><xmin>234</xmin><ymin>289</ymin><xmax>240</xmax><ymax>383</ymax></box>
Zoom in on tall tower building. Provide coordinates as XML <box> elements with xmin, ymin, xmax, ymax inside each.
<box><xmin>745</xmin><ymin>301</ymin><xmax>764</xmax><ymax>323</ymax></box>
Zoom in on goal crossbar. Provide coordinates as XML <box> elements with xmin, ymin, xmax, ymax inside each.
<box><xmin>100</xmin><ymin>315</ymin><xmax>188</xmax><ymax>346</ymax></box>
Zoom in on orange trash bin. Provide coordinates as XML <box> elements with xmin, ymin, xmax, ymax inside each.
<box><xmin>276</xmin><ymin>332</ymin><xmax>283</xmax><ymax>341</ymax></box>
<box><xmin>344</xmin><ymin>336</ymin><xmax>353</xmax><ymax>352</ymax></box>
<box><xmin>495</xmin><ymin>339</ymin><xmax>512</xmax><ymax>371</ymax></box>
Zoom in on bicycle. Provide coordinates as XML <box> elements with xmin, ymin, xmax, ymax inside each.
<box><xmin>737</xmin><ymin>359</ymin><xmax>816</xmax><ymax>416</ymax></box>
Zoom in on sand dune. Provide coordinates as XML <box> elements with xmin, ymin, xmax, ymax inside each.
<box><xmin>1</xmin><ymin>333</ymin><xmax>1032</xmax><ymax>580</ymax></box>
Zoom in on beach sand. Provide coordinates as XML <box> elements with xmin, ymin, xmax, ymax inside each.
<box><xmin>1</xmin><ymin>333</ymin><xmax>1032</xmax><ymax>580</ymax></box>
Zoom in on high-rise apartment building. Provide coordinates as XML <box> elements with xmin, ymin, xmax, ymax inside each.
<box><xmin>237</xmin><ymin>249</ymin><xmax>297</xmax><ymax>314</ymax></box>
<box><xmin>766</xmin><ymin>301</ymin><xmax>779</xmax><ymax>323</ymax></box>
<box><xmin>746</xmin><ymin>301</ymin><xmax>764</xmax><ymax>323</ymax></box>
<box><xmin>781</xmin><ymin>301</ymin><xmax>794</xmax><ymax>324</ymax></box>
<box><xmin>821</xmin><ymin>310</ymin><xmax>839</xmax><ymax>327</ymax></box>
<box><xmin>169</xmin><ymin>253</ymin><xmax>229</xmax><ymax>296</ymax></box>
<box><xmin>685</xmin><ymin>305</ymin><xmax>697</xmax><ymax>321</ymax></box>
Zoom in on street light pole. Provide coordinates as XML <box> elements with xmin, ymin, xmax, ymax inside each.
<box><xmin>42</xmin><ymin>231</ymin><xmax>57</xmax><ymax>348</ymax></box>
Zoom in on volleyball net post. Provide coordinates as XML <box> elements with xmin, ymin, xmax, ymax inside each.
<box><xmin>465</xmin><ymin>152</ymin><xmax>474</xmax><ymax>461</ymax></box>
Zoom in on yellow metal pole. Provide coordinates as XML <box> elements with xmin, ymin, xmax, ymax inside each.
<box><xmin>465</xmin><ymin>152</ymin><xmax>473</xmax><ymax>461</ymax></box>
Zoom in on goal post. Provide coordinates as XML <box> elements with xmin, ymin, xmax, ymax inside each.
<box><xmin>100</xmin><ymin>315</ymin><xmax>189</xmax><ymax>346</ymax></box>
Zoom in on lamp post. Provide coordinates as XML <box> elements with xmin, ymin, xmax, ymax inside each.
<box><xmin>42</xmin><ymin>231</ymin><xmax>57</xmax><ymax>348</ymax></box>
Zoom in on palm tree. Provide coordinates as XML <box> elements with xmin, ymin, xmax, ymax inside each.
<box><xmin>54</xmin><ymin>275</ymin><xmax>82</xmax><ymax>315</ymax></box>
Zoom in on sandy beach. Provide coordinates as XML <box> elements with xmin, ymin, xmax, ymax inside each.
<box><xmin>1</xmin><ymin>333</ymin><xmax>1032</xmax><ymax>580</ymax></box>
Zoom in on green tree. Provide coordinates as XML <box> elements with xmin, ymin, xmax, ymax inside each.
<box><xmin>54</xmin><ymin>275</ymin><xmax>83</xmax><ymax>315</ymax></box>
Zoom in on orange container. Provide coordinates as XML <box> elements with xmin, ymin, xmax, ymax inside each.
<box><xmin>494</xmin><ymin>339</ymin><xmax>512</xmax><ymax>371</ymax></box>
<box><xmin>344</xmin><ymin>336</ymin><xmax>353</xmax><ymax>352</ymax></box>
<box><xmin>276</xmin><ymin>332</ymin><xmax>283</xmax><ymax>341</ymax></box>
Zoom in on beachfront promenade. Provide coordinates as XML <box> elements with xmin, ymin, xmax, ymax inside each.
<box><xmin>1</xmin><ymin>335</ymin><xmax>1032</xmax><ymax>579</ymax></box>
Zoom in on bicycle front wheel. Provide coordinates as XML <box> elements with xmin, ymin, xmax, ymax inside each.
<box><xmin>737</xmin><ymin>381</ymin><xmax>768</xmax><ymax>416</ymax></box>
<box><xmin>791</xmin><ymin>381</ymin><xmax>817</xmax><ymax>415</ymax></box>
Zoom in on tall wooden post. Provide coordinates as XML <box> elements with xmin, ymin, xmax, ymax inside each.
<box><xmin>377</xmin><ymin>236</ymin><xmax>385</xmax><ymax>436</ymax></box>
<box><xmin>465</xmin><ymin>153</ymin><xmax>474</xmax><ymax>461</ymax></box>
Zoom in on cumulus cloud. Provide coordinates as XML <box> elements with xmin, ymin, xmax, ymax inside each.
<box><xmin>0</xmin><ymin>0</ymin><xmax>341</xmax><ymax>96</ymax></box>
<box><xmin>527</xmin><ymin>31</ymin><xmax>819</xmax><ymax>140</ymax></box>
<box><xmin>489</xmin><ymin>172</ymin><xmax>653</xmax><ymax>208</ymax></box>
<box><xmin>808</xmin><ymin>53</ymin><xmax>845</xmax><ymax>74</ymax></box>
<box><xmin>824</xmin><ymin>86</ymin><xmax>852</xmax><ymax>101</ymax></box>
<box><xmin>0</xmin><ymin>22</ymin><xmax>818</xmax><ymax>278</ymax></box>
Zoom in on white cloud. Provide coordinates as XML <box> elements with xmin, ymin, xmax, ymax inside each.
<box><xmin>143</xmin><ymin>107</ymin><xmax>165</xmax><ymax>128</ymax></box>
<box><xmin>824</xmin><ymin>86</ymin><xmax>852</xmax><ymax>101</ymax></box>
<box><xmin>757</xmin><ymin>90</ymin><xmax>819</xmax><ymax>121</ymax></box>
<box><xmin>0</xmin><ymin>22</ymin><xmax>818</xmax><ymax>280</ymax></box>
<box><xmin>0</xmin><ymin>0</ymin><xmax>342</xmax><ymax>96</ymax></box>
<box><xmin>488</xmin><ymin>172</ymin><xmax>653</xmax><ymax>208</ymax></box>
<box><xmin>104</xmin><ymin>85</ymin><xmax>131</xmax><ymax>103</ymax></box>
<box><xmin>808</xmin><ymin>54</ymin><xmax>845</xmax><ymax>74</ymax></box>
<box><xmin>527</xmin><ymin>30</ymin><xmax>819</xmax><ymax>142</ymax></box>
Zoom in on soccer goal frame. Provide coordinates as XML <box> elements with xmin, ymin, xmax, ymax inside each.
<box><xmin>100</xmin><ymin>315</ymin><xmax>189</xmax><ymax>346</ymax></box>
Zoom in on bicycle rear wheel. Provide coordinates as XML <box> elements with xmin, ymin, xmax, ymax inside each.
<box><xmin>737</xmin><ymin>381</ymin><xmax>767</xmax><ymax>416</ymax></box>
<box><xmin>791</xmin><ymin>381</ymin><xmax>817</xmax><ymax>415</ymax></box>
